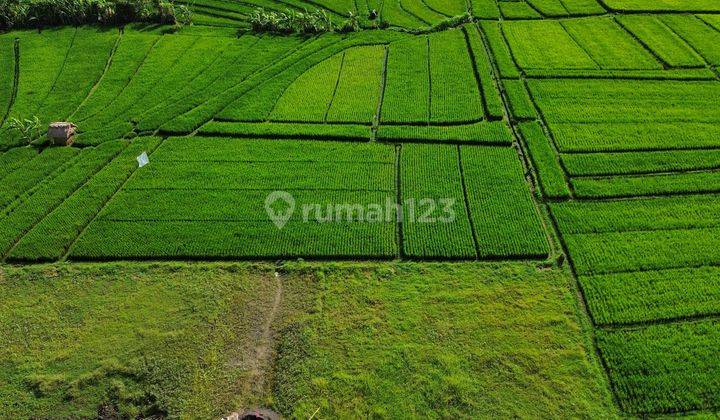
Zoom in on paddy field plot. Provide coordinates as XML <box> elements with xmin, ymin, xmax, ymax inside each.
<box><xmin>2</xmin><ymin>7</ymin><xmax>720</xmax><ymax>417</ymax></box>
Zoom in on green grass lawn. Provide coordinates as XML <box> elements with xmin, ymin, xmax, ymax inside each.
<box><xmin>0</xmin><ymin>261</ymin><xmax>615</xmax><ymax>417</ymax></box>
<box><xmin>0</xmin><ymin>262</ymin><xmax>280</xmax><ymax>418</ymax></box>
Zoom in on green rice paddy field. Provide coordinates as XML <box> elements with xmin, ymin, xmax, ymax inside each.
<box><xmin>1</xmin><ymin>0</ymin><xmax>720</xmax><ymax>417</ymax></box>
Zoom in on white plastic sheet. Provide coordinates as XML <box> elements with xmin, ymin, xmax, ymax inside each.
<box><xmin>136</xmin><ymin>152</ymin><xmax>149</xmax><ymax>168</ymax></box>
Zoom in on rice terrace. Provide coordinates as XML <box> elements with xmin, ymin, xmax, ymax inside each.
<box><xmin>0</xmin><ymin>0</ymin><xmax>719</xmax><ymax>417</ymax></box>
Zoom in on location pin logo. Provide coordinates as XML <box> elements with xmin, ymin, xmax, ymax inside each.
<box><xmin>265</xmin><ymin>191</ymin><xmax>295</xmax><ymax>230</ymax></box>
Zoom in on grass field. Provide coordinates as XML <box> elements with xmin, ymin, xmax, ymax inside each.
<box><xmin>0</xmin><ymin>261</ymin><xmax>615</xmax><ymax>418</ymax></box>
<box><xmin>1</xmin><ymin>1</ymin><xmax>720</xmax><ymax>417</ymax></box>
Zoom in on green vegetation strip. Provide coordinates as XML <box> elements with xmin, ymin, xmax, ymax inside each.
<box><xmin>603</xmin><ymin>0</ymin><xmax>720</xmax><ymax>12</ymax></box>
<box><xmin>8</xmin><ymin>137</ymin><xmax>161</xmax><ymax>262</ymax></box>
<box><xmin>400</xmin><ymin>144</ymin><xmax>476</xmax><ymax>259</ymax></box>
<box><xmin>562</xmin><ymin>149</ymin><xmax>720</xmax><ymax>176</ymax></box>
<box><xmin>381</xmin><ymin>36</ymin><xmax>430</xmax><ymax>123</ymax></box>
<box><xmin>464</xmin><ymin>24</ymin><xmax>504</xmax><ymax>120</ymax></box>
<box><xmin>376</xmin><ymin>121</ymin><xmax>512</xmax><ymax>144</ymax></box>
<box><xmin>196</xmin><ymin>121</ymin><xmax>371</xmax><ymax>141</ymax></box>
<box><xmin>571</xmin><ymin>170</ymin><xmax>720</xmax><ymax>198</ymax></box>
<box><xmin>581</xmin><ymin>267</ymin><xmax>720</xmax><ymax>326</ymax></box>
<box><xmin>0</xmin><ymin>147</ymin><xmax>79</xmax><ymax>210</ymax></box>
<box><xmin>70</xmin><ymin>220</ymin><xmax>397</xmax><ymax>260</ymax></box>
<box><xmin>551</xmin><ymin>195</ymin><xmax>720</xmax><ymax>234</ymax></box>
<box><xmin>518</xmin><ymin>122</ymin><xmax>570</xmax><ymax>199</ymax></box>
<box><xmin>428</xmin><ymin>29</ymin><xmax>484</xmax><ymax>123</ymax></box>
<box><xmin>565</xmin><ymin>227</ymin><xmax>720</xmax><ymax>275</ymax></box>
<box><xmin>0</xmin><ymin>147</ymin><xmax>37</xmax><ymax>180</ymax></box>
<box><xmin>597</xmin><ymin>319</ymin><xmax>720</xmax><ymax>414</ymax></box>
<box><xmin>0</xmin><ymin>141</ymin><xmax>124</xmax><ymax>256</ymax></box>
<box><xmin>461</xmin><ymin>146</ymin><xmax>549</xmax><ymax>259</ymax></box>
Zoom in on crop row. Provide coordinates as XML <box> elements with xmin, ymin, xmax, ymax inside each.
<box><xmin>0</xmin><ymin>147</ymin><xmax>79</xmax><ymax>210</ymax></box>
<box><xmin>523</xmin><ymin>68</ymin><xmax>716</xmax><ymax>79</ymax></box>
<box><xmin>462</xmin><ymin>146</ymin><xmax>549</xmax><ymax>258</ymax></box>
<box><xmin>127</xmin><ymin>160</ymin><xmax>395</xmax><ymax>191</ymax></box>
<box><xmin>80</xmin><ymin>35</ymin><xmax>200</xmax><ymax>133</ymax></box>
<box><xmin>551</xmin><ymin>196</ymin><xmax>720</xmax><ymax>327</ymax></box>
<box><xmin>529</xmin><ymin>77</ymin><xmax>720</xmax><ymax>155</ymax></box>
<box><xmin>498</xmin><ymin>1</ymin><xmax>540</xmax><ymax>19</ymax></box>
<box><xmin>7</xmin><ymin>137</ymin><xmax>161</xmax><ymax>262</ymax></box>
<box><xmin>529</xmin><ymin>80</ymin><xmax>720</xmax><ymax>124</ymax></box>
<box><xmin>269</xmin><ymin>52</ymin><xmax>344</xmax><ymax>122</ymax></box>
<box><xmin>156</xmin><ymin>35</ymin><xmax>314</xmax><ymax>133</ymax></box>
<box><xmin>124</xmin><ymin>138</ymin><xmax>396</xmax><ymax>192</ymax></box>
<box><xmin>565</xmin><ymin>227</ymin><xmax>720</xmax><ymax>275</ymax></box>
<box><xmin>98</xmin><ymin>189</ymin><xmax>392</xmax><ymax>223</ymax></box>
<box><xmin>379</xmin><ymin>0</ymin><xmax>449</xmax><ymax>28</ymax></box>
<box><xmin>661</xmin><ymin>15</ymin><xmax>720</xmax><ymax>65</ymax></box>
<box><xmin>382</xmin><ymin>29</ymin><xmax>487</xmax><ymax>124</ymax></box>
<box><xmin>153</xmin><ymin>137</ymin><xmax>393</xmax><ymax>163</ymax></box>
<box><xmin>527</xmin><ymin>0</ymin><xmax>605</xmax><ymax>17</ymax></box>
<box><xmin>549</xmin><ymin>122</ymin><xmax>720</xmax><ymax>153</ymax></box>
<box><xmin>503</xmin><ymin>79</ymin><xmax>536</xmax><ymax>120</ymax></box>
<box><xmin>0</xmin><ymin>28</ymin><xmax>76</xmax><ymax>148</ymax></box>
<box><xmin>380</xmin><ymin>36</ymin><xmax>429</xmax><ymax>123</ymax></box>
<box><xmin>479</xmin><ymin>21</ymin><xmax>519</xmax><ymax>78</ymax></box>
<box><xmin>571</xmin><ymin>170</ymin><xmax>720</xmax><ymax>198</ymax></box>
<box><xmin>125</xmin><ymin>37</ymin><xmax>235</xmax><ymax>125</ymax></box>
<box><xmin>198</xmin><ymin>120</ymin><xmax>512</xmax><ymax>145</ymax></box>
<box><xmin>325</xmin><ymin>46</ymin><xmax>385</xmax><ymax>124</ymax></box>
<box><xmin>472</xmin><ymin>0</ymin><xmax>502</xmax><ymax>19</ymax></box>
<box><xmin>401</xmin><ymin>144</ymin><xmax>476</xmax><ymax>259</ymax></box>
<box><xmin>563</xmin><ymin>17</ymin><xmax>660</xmax><ymax>69</ymax></box>
<box><xmin>0</xmin><ymin>141</ymin><xmax>125</xmax><ymax>257</ymax></box>
<box><xmin>580</xmin><ymin>266</ymin><xmax>720</xmax><ymax>326</ymax></box>
<box><xmin>596</xmin><ymin>319</ymin><xmax>720</xmax><ymax>414</ymax></box>
<box><xmin>0</xmin><ymin>147</ymin><xmax>36</xmax><ymax>180</ymax></box>
<box><xmin>0</xmin><ymin>36</ymin><xmax>15</xmax><ymax>128</ymax></box>
<box><xmin>221</xmin><ymin>37</ymin><xmax>357</xmax><ymax>123</ymax></box>
<box><xmin>197</xmin><ymin>121</ymin><xmax>371</xmax><ymax>140</ymax></box>
<box><xmin>518</xmin><ymin>122</ymin><xmax>570</xmax><ymax>199</ymax></box>
<box><xmin>603</xmin><ymin>0</ymin><xmax>720</xmax><ymax>12</ymax></box>
<box><xmin>500</xmin><ymin>16</ymin><xmax>720</xmax><ymax>73</ymax></box>
<box><xmin>207</xmin><ymin>31</ymin><xmax>404</xmax><ymax>127</ymax></box>
<box><xmin>464</xmin><ymin>24</ymin><xmax>505</xmax><ymax>119</ymax></box>
<box><xmin>503</xmin><ymin>20</ymin><xmax>598</xmax><ymax>70</ymax></box>
<box><xmin>33</xmin><ymin>28</ymin><xmax>117</xmax><ymax>131</ymax></box>
<box><xmin>477</xmin><ymin>0</ymin><xmax>607</xmax><ymax>20</ymax></box>
<box><xmin>70</xmin><ymin>219</ymin><xmax>398</xmax><ymax>260</ymax></box>
<box><xmin>71</xmin><ymin>32</ymin><xmax>159</xmax><ymax>123</ymax></box>
<box><xmin>428</xmin><ymin>29</ymin><xmax>484</xmax><ymax>123</ymax></box>
<box><xmin>135</xmin><ymin>35</ymin><xmax>268</xmax><ymax>131</ymax></box>
<box><xmin>213</xmin><ymin>32</ymin><xmax>399</xmax><ymax>123</ymax></box>
<box><xmin>529</xmin><ymin>79</ymin><xmax>720</xmax><ymax>124</ymax></box>
<box><xmin>376</xmin><ymin>121</ymin><xmax>512</xmax><ymax>144</ymax></box>
<box><xmin>78</xmin><ymin>34</ymin><xmax>259</xmax><ymax>142</ymax></box>
<box><xmin>618</xmin><ymin>15</ymin><xmax>720</xmax><ymax>67</ymax></box>
<box><xmin>506</xmin><ymin>16</ymin><xmax>662</xmax><ymax>69</ymax></box>
<box><xmin>562</xmin><ymin>149</ymin><xmax>720</xmax><ymax>176</ymax></box>
<box><xmin>551</xmin><ymin>195</ymin><xmax>720</xmax><ymax>234</ymax></box>
<box><xmin>616</xmin><ymin>15</ymin><xmax>706</xmax><ymax>68</ymax></box>
<box><xmin>702</xmin><ymin>14</ymin><xmax>720</xmax><ymax>31</ymax></box>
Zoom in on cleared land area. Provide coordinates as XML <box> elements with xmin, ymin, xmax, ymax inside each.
<box><xmin>0</xmin><ymin>262</ymin><xmax>614</xmax><ymax>418</ymax></box>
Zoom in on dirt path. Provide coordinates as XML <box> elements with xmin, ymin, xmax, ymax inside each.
<box><xmin>246</xmin><ymin>272</ymin><xmax>283</xmax><ymax>397</ymax></box>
